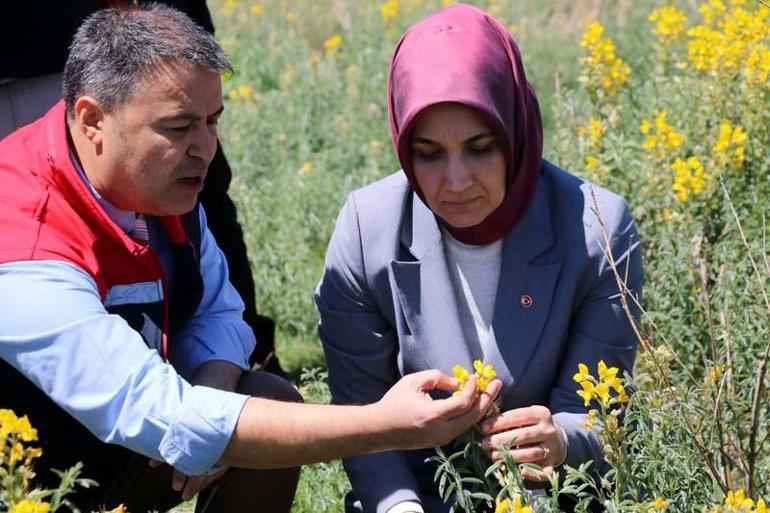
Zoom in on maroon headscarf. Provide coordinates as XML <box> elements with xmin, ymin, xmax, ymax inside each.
<box><xmin>387</xmin><ymin>3</ymin><xmax>543</xmax><ymax>245</ymax></box>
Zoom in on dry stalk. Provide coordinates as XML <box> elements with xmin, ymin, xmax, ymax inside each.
<box><xmin>718</xmin><ymin>174</ymin><xmax>770</xmax><ymax>496</ymax></box>
<box><xmin>587</xmin><ymin>186</ymin><xmax>727</xmax><ymax>492</ymax></box>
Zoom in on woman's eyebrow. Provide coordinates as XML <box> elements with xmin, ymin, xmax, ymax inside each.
<box><xmin>411</xmin><ymin>132</ymin><xmax>494</xmax><ymax>145</ymax></box>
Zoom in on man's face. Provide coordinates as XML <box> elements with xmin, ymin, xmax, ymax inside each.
<box><xmin>95</xmin><ymin>63</ymin><xmax>223</xmax><ymax>216</ymax></box>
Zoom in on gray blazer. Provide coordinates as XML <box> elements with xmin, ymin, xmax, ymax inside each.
<box><xmin>316</xmin><ymin>161</ymin><xmax>643</xmax><ymax>513</ymax></box>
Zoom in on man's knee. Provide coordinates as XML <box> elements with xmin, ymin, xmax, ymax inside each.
<box><xmin>237</xmin><ymin>371</ymin><xmax>303</xmax><ymax>403</ymax></box>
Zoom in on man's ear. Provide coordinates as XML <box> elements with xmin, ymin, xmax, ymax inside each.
<box><xmin>73</xmin><ymin>96</ymin><xmax>106</xmax><ymax>147</ymax></box>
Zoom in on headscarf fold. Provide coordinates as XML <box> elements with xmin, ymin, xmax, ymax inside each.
<box><xmin>387</xmin><ymin>3</ymin><xmax>543</xmax><ymax>245</ymax></box>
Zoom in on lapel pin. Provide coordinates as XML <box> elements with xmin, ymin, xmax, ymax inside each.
<box><xmin>520</xmin><ymin>295</ymin><xmax>533</xmax><ymax>308</ymax></box>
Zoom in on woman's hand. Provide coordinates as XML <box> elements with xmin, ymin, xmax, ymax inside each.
<box><xmin>479</xmin><ymin>405</ymin><xmax>567</xmax><ymax>481</ymax></box>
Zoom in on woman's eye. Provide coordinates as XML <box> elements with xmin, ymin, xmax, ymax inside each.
<box><xmin>468</xmin><ymin>145</ymin><xmax>494</xmax><ymax>156</ymax></box>
<box><xmin>413</xmin><ymin>149</ymin><xmax>443</xmax><ymax>162</ymax></box>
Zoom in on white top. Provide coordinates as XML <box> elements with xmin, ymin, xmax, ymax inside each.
<box><xmin>442</xmin><ymin>228</ymin><xmax>503</xmax><ymax>361</ymax></box>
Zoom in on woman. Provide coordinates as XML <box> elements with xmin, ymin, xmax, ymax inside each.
<box><xmin>315</xmin><ymin>4</ymin><xmax>642</xmax><ymax>513</ymax></box>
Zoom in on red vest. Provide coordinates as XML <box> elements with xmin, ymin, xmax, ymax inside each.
<box><xmin>0</xmin><ymin>100</ymin><xmax>203</xmax><ymax>359</ymax></box>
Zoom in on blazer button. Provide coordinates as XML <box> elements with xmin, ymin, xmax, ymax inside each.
<box><xmin>520</xmin><ymin>295</ymin><xmax>533</xmax><ymax>308</ymax></box>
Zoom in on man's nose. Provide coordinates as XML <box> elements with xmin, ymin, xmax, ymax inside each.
<box><xmin>188</xmin><ymin>124</ymin><xmax>218</xmax><ymax>162</ymax></box>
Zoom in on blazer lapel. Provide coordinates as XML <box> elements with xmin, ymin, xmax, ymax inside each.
<box><xmin>390</xmin><ymin>192</ymin><xmax>474</xmax><ymax>373</ymax></box>
<box><xmin>492</xmin><ymin>180</ymin><xmax>562</xmax><ymax>384</ymax></box>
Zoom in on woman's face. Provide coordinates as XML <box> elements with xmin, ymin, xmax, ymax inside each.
<box><xmin>410</xmin><ymin>103</ymin><xmax>506</xmax><ymax>229</ymax></box>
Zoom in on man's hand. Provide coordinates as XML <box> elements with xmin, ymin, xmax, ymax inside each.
<box><xmin>153</xmin><ymin>361</ymin><xmax>244</xmax><ymax>498</ymax></box>
<box><xmin>373</xmin><ymin>369</ymin><xmax>502</xmax><ymax>450</ymax></box>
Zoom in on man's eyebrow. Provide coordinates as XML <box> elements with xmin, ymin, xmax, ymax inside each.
<box><xmin>411</xmin><ymin>131</ymin><xmax>495</xmax><ymax>145</ymax></box>
<box><xmin>159</xmin><ymin>105</ymin><xmax>225</xmax><ymax>123</ymax></box>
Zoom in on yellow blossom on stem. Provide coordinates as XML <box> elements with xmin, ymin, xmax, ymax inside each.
<box><xmin>671</xmin><ymin>156</ymin><xmax>706</xmax><ymax>203</ymax></box>
<box><xmin>452</xmin><ymin>364</ymin><xmax>470</xmax><ymax>388</ymax></box>
<box><xmin>577</xmin><ymin>380</ymin><xmax>595</xmax><ymax>407</ymax></box>
<box><xmin>585</xmin><ymin>156</ymin><xmax>599</xmax><ymax>172</ymax></box>
<box><xmin>725</xmin><ymin>489</ymin><xmax>755</xmax><ymax>510</ymax></box>
<box><xmin>495</xmin><ymin>499</ymin><xmax>510</xmax><ymax>513</ymax></box>
<box><xmin>573</xmin><ymin>363</ymin><xmax>594</xmax><ymax>383</ymax></box>
<box><xmin>9</xmin><ymin>500</ymin><xmax>51</xmax><ymax>513</ymax></box>
<box><xmin>649</xmin><ymin>6</ymin><xmax>688</xmax><ymax>46</ymax></box>
<box><xmin>249</xmin><ymin>4</ymin><xmax>264</xmax><ymax>17</ymax></box>
<box><xmin>512</xmin><ymin>496</ymin><xmax>533</xmax><ymax>513</ymax></box>
<box><xmin>285</xmin><ymin>11</ymin><xmax>298</xmax><ymax>24</ymax></box>
<box><xmin>380</xmin><ymin>0</ymin><xmax>399</xmax><ymax>26</ymax></box>
<box><xmin>579</xmin><ymin>22</ymin><xmax>631</xmax><ymax>101</ymax></box>
<box><xmin>651</xmin><ymin>496</ymin><xmax>668</xmax><ymax>510</ymax></box>
<box><xmin>323</xmin><ymin>34</ymin><xmax>343</xmax><ymax>55</ymax></box>
<box><xmin>473</xmin><ymin>359</ymin><xmax>497</xmax><ymax>391</ymax></box>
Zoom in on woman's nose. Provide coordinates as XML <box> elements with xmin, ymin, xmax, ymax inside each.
<box><xmin>444</xmin><ymin>153</ymin><xmax>473</xmax><ymax>192</ymax></box>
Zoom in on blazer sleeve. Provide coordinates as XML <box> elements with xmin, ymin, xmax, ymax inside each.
<box><xmin>315</xmin><ymin>194</ymin><xmax>423</xmax><ymax>513</ymax></box>
<box><xmin>549</xmin><ymin>196</ymin><xmax>643</xmax><ymax>470</ymax></box>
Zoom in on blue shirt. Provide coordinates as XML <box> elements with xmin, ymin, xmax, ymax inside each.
<box><xmin>0</xmin><ymin>163</ymin><xmax>255</xmax><ymax>475</ymax></box>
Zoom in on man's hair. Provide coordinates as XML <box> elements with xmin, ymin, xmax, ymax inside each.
<box><xmin>63</xmin><ymin>4</ymin><xmax>232</xmax><ymax>119</ymax></box>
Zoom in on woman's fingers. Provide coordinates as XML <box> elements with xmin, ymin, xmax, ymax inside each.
<box><xmin>481</xmin><ymin>424</ymin><xmax>540</xmax><ymax>449</ymax></box>
<box><xmin>490</xmin><ymin>443</ymin><xmax>549</xmax><ymax>464</ymax></box>
<box><xmin>480</xmin><ymin>405</ymin><xmax>551</xmax><ymax>435</ymax></box>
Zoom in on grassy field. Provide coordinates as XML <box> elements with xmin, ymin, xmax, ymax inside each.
<box><xmin>3</xmin><ymin>0</ymin><xmax>768</xmax><ymax>511</ymax></box>
<box><xmin>206</xmin><ymin>0</ymin><xmax>769</xmax><ymax>511</ymax></box>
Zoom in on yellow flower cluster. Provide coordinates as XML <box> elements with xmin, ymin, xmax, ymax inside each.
<box><xmin>713</xmin><ymin>120</ymin><xmax>747</xmax><ymax>170</ymax></box>
<box><xmin>708</xmin><ymin>489</ymin><xmax>767</xmax><ymax>513</ymax></box>
<box><xmin>640</xmin><ymin>111</ymin><xmax>686</xmax><ymax>159</ymax></box>
<box><xmin>0</xmin><ymin>409</ymin><xmax>38</xmax><ymax>442</ymax></box>
<box><xmin>228</xmin><ymin>84</ymin><xmax>254</xmax><ymax>102</ymax></box>
<box><xmin>452</xmin><ymin>360</ymin><xmax>497</xmax><ymax>395</ymax></box>
<box><xmin>573</xmin><ymin>361</ymin><xmax>629</xmax><ymax>408</ymax></box>
<box><xmin>579</xmin><ymin>23</ymin><xmax>631</xmax><ymax>100</ymax></box>
<box><xmin>324</xmin><ymin>35</ymin><xmax>343</xmax><ymax>56</ymax></box>
<box><xmin>649</xmin><ymin>6</ymin><xmax>688</xmax><ymax>46</ymax></box>
<box><xmin>380</xmin><ymin>0</ymin><xmax>399</xmax><ymax>26</ymax></box>
<box><xmin>687</xmin><ymin>0</ymin><xmax>770</xmax><ymax>84</ymax></box>
<box><xmin>495</xmin><ymin>497</ymin><xmax>533</xmax><ymax>513</ymax></box>
<box><xmin>8</xmin><ymin>500</ymin><xmax>50</xmax><ymax>513</ymax></box>
<box><xmin>650</xmin><ymin>496</ymin><xmax>668</xmax><ymax>511</ymax></box>
<box><xmin>671</xmin><ymin>157</ymin><xmax>706</xmax><ymax>203</ymax></box>
<box><xmin>249</xmin><ymin>4</ymin><xmax>264</xmax><ymax>18</ymax></box>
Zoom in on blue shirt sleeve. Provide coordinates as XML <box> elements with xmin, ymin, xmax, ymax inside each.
<box><xmin>0</xmin><ymin>259</ymin><xmax>248</xmax><ymax>476</ymax></box>
<box><xmin>168</xmin><ymin>206</ymin><xmax>257</xmax><ymax>379</ymax></box>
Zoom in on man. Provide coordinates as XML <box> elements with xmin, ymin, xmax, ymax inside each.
<box><xmin>0</xmin><ymin>5</ymin><xmax>499</xmax><ymax>513</ymax></box>
<box><xmin>0</xmin><ymin>0</ymin><xmax>287</xmax><ymax>376</ymax></box>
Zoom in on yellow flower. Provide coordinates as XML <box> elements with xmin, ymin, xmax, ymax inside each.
<box><xmin>9</xmin><ymin>441</ymin><xmax>24</xmax><ymax>465</ymax></box>
<box><xmin>671</xmin><ymin>156</ymin><xmax>706</xmax><ymax>203</ymax></box>
<box><xmin>581</xmin><ymin>23</ymin><xmax>605</xmax><ymax>48</ymax></box>
<box><xmin>495</xmin><ymin>499</ymin><xmax>511</xmax><ymax>513</ymax></box>
<box><xmin>443</xmin><ymin>0</ymin><xmax>454</xmax><ymax>6</ymax></box>
<box><xmin>9</xmin><ymin>500</ymin><xmax>51</xmax><ymax>513</ymax></box>
<box><xmin>582</xmin><ymin>409</ymin><xmax>599</xmax><ymax>430</ymax></box>
<box><xmin>651</xmin><ymin>496</ymin><xmax>668</xmax><ymax>510</ymax></box>
<box><xmin>300</xmin><ymin>162</ymin><xmax>313</xmax><ymax>175</ymax></box>
<box><xmin>286</xmin><ymin>11</ymin><xmax>298</xmax><ymax>24</ymax></box>
<box><xmin>597</xmin><ymin>360</ymin><xmax>618</xmax><ymax>382</ymax></box>
<box><xmin>755</xmin><ymin>498</ymin><xmax>767</xmax><ymax>513</ymax></box>
<box><xmin>579</xmin><ymin>22</ymin><xmax>631</xmax><ymax>100</ymax></box>
<box><xmin>323</xmin><ymin>35</ymin><xmax>343</xmax><ymax>55</ymax></box>
<box><xmin>585</xmin><ymin>156</ymin><xmax>599</xmax><ymax>172</ymax></box>
<box><xmin>577</xmin><ymin>380</ymin><xmax>595</xmax><ymax>407</ymax></box>
<box><xmin>573</xmin><ymin>363</ymin><xmax>593</xmax><ymax>383</ymax></box>
<box><xmin>594</xmin><ymin>381</ymin><xmax>611</xmax><ymax>406</ymax></box>
<box><xmin>473</xmin><ymin>359</ymin><xmax>497</xmax><ymax>391</ymax></box>
<box><xmin>452</xmin><ymin>364</ymin><xmax>470</xmax><ymax>387</ymax></box>
<box><xmin>14</xmin><ymin>414</ymin><xmax>38</xmax><ymax>442</ymax></box>
<box><xmin>640</xmin><ymin>119</ymin><xmax>652</xmax><ymax>135</ymax></box>
<box><xmin>380</xmin><ymin>0</ymin><xmax>399</xmax><ymax>26</ymax></box>
<box><xmin>512</xmin><ymin>497</ymin><xmax>533</xmax><ymax>513</ymax></box>
<box><xmin>223</xmin><ymin>0</ymin><xmax>239</xmax><ymax>14</ymax></box>
<box><xmin>725</xmin><ymin>489</ymin><xmax>754</xmax><ymax>510</ymax></box>
<box><xmin>649</xmin><ymin>6</ymin><xmax>688</xmax><ymax>46</ymax></box>
<box><xmin>249</xmin><ymin>4</ymin><xmax>264</xmax><ymax>17</ymax></box>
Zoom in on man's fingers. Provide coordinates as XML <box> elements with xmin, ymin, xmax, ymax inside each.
<box><xmin>172</xmin><ymin>470</ymin><xmax>188</xmax><ymax>492</ymax></box>
<box><xmin>429</xmin><ymin>375</ymin><xmax>479</xmax><ymax>418</ymax></box>
<box><xmin>411</xmin><ymin>369</ymin><xmax>457</xmax><ymax>392</ymax></box>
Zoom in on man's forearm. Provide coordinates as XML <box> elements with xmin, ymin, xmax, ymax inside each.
<box><xmin>219</xmin><ymin>370</ymin><xmax>501</xmax><ymax>469</ymax></box>
<box><xmin>221</xmin><ymin>398</ymin><xmax>393</xmax><ymax>468</ymax></box>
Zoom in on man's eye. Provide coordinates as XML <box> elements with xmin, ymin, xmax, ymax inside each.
<box><xmin>168</xmin><ymin>125</ymin><xmax>191</xmax><ymax>133</ymax></box>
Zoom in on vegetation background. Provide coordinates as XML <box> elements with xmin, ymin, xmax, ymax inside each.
<box><xmin>3</xmin><ymin>0</ymin><xmax>767</xmax><ymax>512</ymax></box>
<box><xmin>209</xmin><ymin>0</ymin><xmax>769</xmax><ymax>511</ymax></box>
